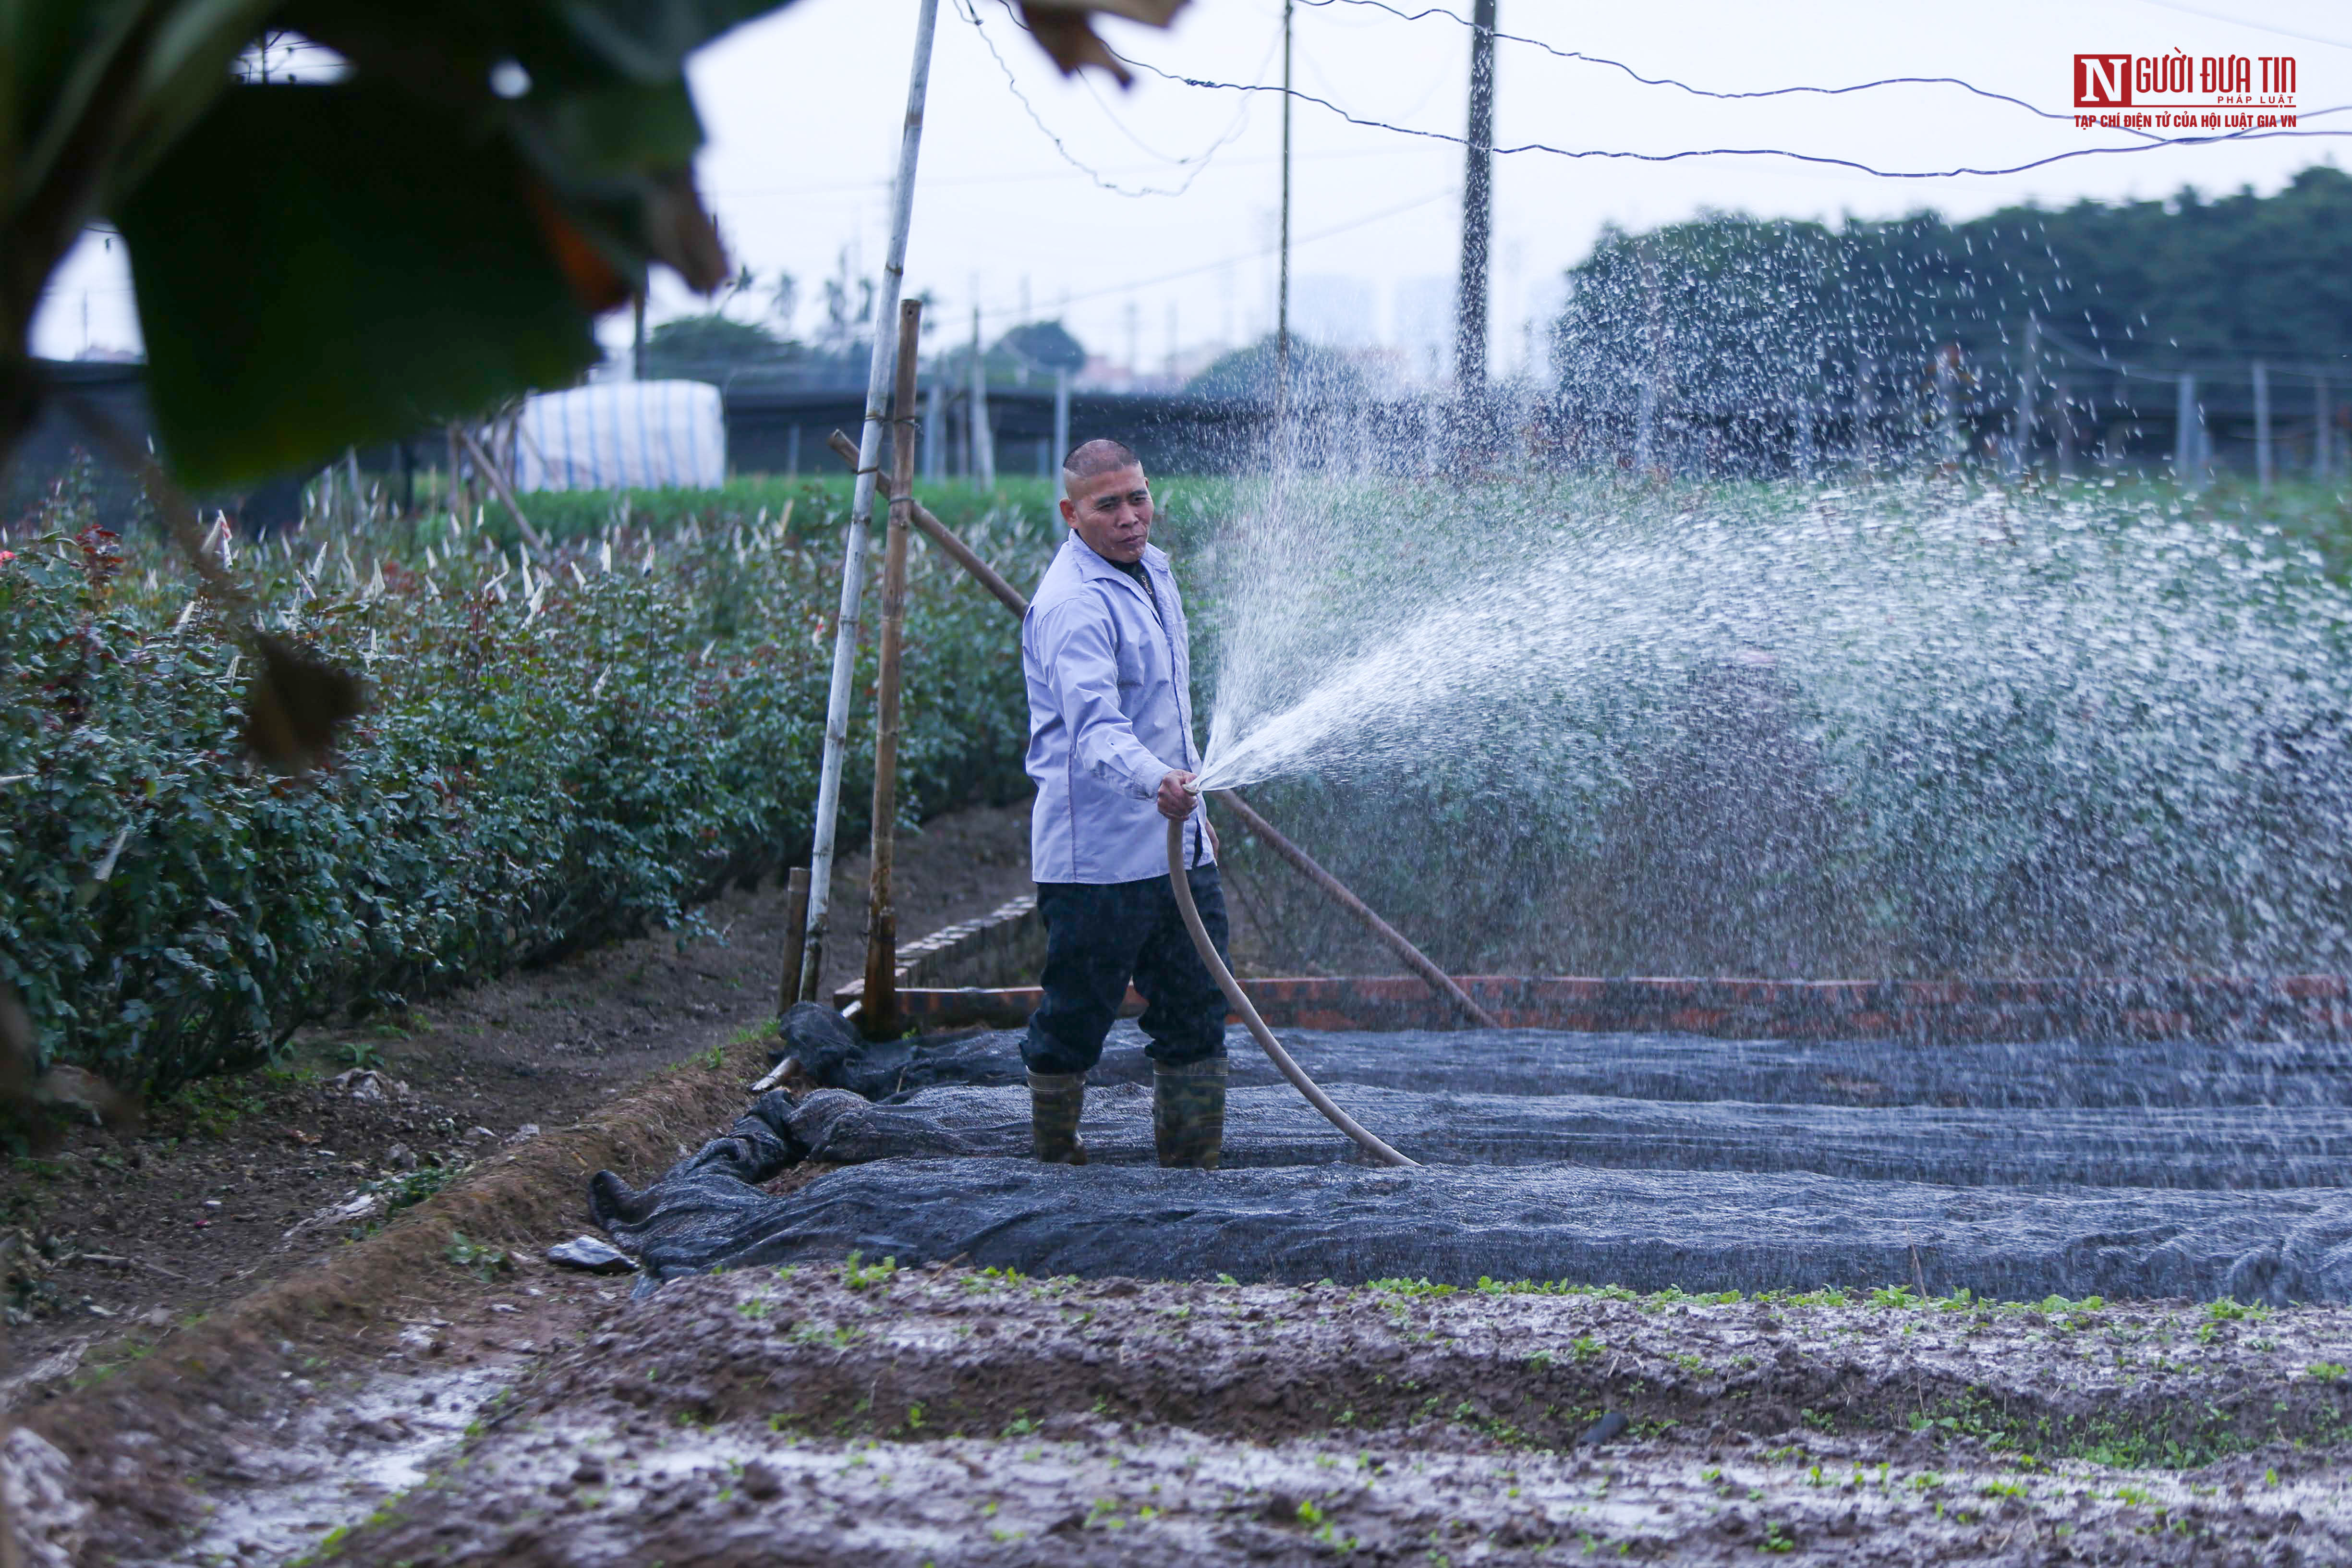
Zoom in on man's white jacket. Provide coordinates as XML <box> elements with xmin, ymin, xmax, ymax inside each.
<box><xmin>1022</xmin><ymin>532</ymin><xmax>1214</xmax><ymax>885</ymax></box>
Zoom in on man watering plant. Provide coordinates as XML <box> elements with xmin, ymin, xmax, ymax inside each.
<box><xmin>1020</xmin><ymin>438</ymin><xmax>1227</xmax><ymax>1169</ymax></box>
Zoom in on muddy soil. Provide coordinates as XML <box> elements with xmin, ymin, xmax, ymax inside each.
<box><xmin>315</xmin><ymin>1264</ymin><xmax>2352</xmax><ymax>1564</ymax></box>
<box><xmin>15</xmin><ymin>789</ymin><xmax>2352</xmax><ymax>1564</ymax></box>
<box><xmin>0</xmin><ymin>800</ymin><xmax>1033</xmax><ymax>1397</ymax></box>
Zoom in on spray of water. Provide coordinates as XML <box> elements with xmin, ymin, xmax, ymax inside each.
<box><xmin>1193</xmin><ymin>474</ymin><xmax>2352</xmax><ymax>976</ymax></box>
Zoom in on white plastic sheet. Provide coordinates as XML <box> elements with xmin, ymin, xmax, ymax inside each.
<box><xmin>510</xmin><ymin>380</ymin><xmax>726</xmax><ymax>492</ymax></box>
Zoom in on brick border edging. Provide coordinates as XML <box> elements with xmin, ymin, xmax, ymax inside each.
<box><xmin>874</xmin><ymin>972</ymin><xmax>2352</xmax><ymax>1041</ymax></box>
<box><xmin>833</xmin><ymin>894</ymin><xmax>1043</xmax><ymax>1013</ymax></box>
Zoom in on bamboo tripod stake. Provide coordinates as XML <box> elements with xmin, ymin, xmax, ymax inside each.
<box><xmin>776</xmin><ymin>867</ymin><xmax>811</xmax><ymax>1013</ymax></box>
<box><xmin>861</xmin><ymin>302</ymin><xmax>924</xmax><ymax>1039</ymax></box>
<box><xmin>452</xmin><ymin>424</ymin><xmax>550</xmax><ymax>558</ymax></box>
<box><xmin>800</xmin><ymin>0</ymin><xmax>941</xmax><ymax>1009</ymax></box>
<box><xmin>826</xmin><ymin>429</ymin><xmax>1026</xmax><ymax>614</ymax></box>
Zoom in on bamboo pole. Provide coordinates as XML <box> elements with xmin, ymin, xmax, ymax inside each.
<box><xmin>800</xmin><ymin>0</ymin><xmax>943</xmax><ymax>1008</ymax></box>
<box><xmin>826</xmin><ymin>428</ymin><xmax>1028</xmax><ymax>614</ymax></box>
<box><xmin>453</xmin><ymin>424</ymin><xmax>550</xmax><ymax>558</ymax></box>
<box><xmin>776</xmin><ymin>866</ymin><xmax>811</xmax><ymax>1014</ymax></box>
<box><xmin>1213</xmin><ymin>789</ymin><xmax>1501</xmax><ymax>1030</ymax></box>
<box><xmin>861</xmin><ymin>302</ymin><xmax>924</xmax><ymax>1040</ymax></box>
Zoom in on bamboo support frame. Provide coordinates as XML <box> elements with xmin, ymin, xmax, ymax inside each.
<box><xmin>776</xmin><ymin>866</ymin><xmax>811</xmax><ymax>1015</ymax></box>
<box><xmin>826</xmin><ymin>428</ymin><xmax>1027</xmax><ymax>614</ymax></box>
<box><xmin>861</xmin><ymin>303</ymin><xmax>923</xmax><ymax>1039</ymax></box>
<box><xmin>799</xmin><ymin>0</ymin><xmax>942</xmax><ymax>1010</ymax></box>
<box><xmin>452</xmin><ymin>424</ymin><xmax>550</xmax><ymax>558</ymax></box>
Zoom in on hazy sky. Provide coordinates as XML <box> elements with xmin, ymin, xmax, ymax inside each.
<box><xmin>32</xmin><ymin>0</ymin><xmax>2351</xmax><ymax>375</ymax></box>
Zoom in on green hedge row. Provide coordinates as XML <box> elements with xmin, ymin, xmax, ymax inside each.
<box><xmin>1</xmin><ymin>468</ymin><xmax>1065</xmax><ymax>1094</ymax></box>
<box><xmin>436</xmin><ymin>474</ymin><xmax>1233</xmax><ymax>555</ymax></box>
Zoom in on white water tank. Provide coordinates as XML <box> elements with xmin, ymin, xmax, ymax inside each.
<box><xmin>511</xmin><ymin>380</ymin><xmax>726</xmax><ymax>491</ymax></box>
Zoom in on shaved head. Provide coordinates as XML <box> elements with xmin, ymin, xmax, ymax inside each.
<box><xmin>1061</xmin><ymin>438</ymin><xmax>1141</xmax><ymax>499</ymax></box>
<box><xmin>1058</xmin><ymin>439</ymin><xmax>1153</xmax><ymax>564</ymax></box>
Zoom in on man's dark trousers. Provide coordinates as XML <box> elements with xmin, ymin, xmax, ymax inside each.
<box><xmin>1023</xmin><ymin>868</ymin><xmax>1230</xmax><ymax>1075</ymax></box>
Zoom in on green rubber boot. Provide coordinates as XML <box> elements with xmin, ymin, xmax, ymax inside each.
<box><xmin>1029</xmin><ymin>1070</ymin><xmax>1088</xmax><ymax>1165</ymax></box>
<box><xmin>1153</xmin><ymin>1058</ymin><xmax>1227</xmax><ymax>1170</ymax></box>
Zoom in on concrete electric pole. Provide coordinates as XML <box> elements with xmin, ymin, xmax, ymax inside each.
<box><xmin>1275</xmin><ymin>0</ymin><xmax>1293</xmax><ymax>450</ymax></box>
<box><xmin>1454</xmin><ymin>0</ymin><xmax>1497</xmax><ymax>395</ymax></box>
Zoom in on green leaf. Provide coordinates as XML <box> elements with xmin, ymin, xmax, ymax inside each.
<box><xmin>515</xmin><ymin>78</ymin><xmax>703</xmax><ymax>182</ymax></box>
<box><xmin>281</xmin><ymin>0</ymin><xmax>797</xmax><ymax>90</ymax></box>
<box><xmin>112</xmin><ymin>0</ymin><xmax>285</xmax><ymax>195</ymax></box>
<box><xmin>6</xmin><ymin>0</ymin><xmax>146</xmax><ymax>219</ymax></box>
<box><xmin>538</xmin><ymin>0</ymin><xmax>799</xmax><ymax>83</ymax></box>
<box><xmin>113</xmin><ymin>82</ymin><xmax>599</xmax><ymax>488</ymax></box>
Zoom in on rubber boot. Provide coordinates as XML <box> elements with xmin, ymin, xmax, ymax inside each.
<box><xmin>1029</xmin><ymin>1070</ymin><xmax>1088</xmax><ymax>1165</ymax></box>
<box><xmin>1153</xmin><ymin>1058</ymin><xmax>1227</xmax><ymax>1170</ymax></box>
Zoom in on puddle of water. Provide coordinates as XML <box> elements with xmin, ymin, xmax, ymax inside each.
<box><xmin>307</xmin><ymin>1414</ymin><xmax>2352</xmax><ymax>1563</ymax></box>
<box><xmin>170</xmin><ymin>1360</ymin><xmax>513</xmax><ymax>1566</ymax></box>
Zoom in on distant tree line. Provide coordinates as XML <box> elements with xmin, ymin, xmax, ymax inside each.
<box><xmin>1552</xmin><ymin>163</ymin><xmax>2352</xmax><ymax>468</ymax></box>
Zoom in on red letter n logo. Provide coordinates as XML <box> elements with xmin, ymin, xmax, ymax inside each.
<box><xmin>2075</xmin><ymin>53</ymin><xmax>2133</xmax><ymax>107</ymax></box>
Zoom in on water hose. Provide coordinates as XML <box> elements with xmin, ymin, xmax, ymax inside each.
<box><xmin>1167</xmin><ymin>812</ymin><xmax>1419</xmax><ymax>1167</ymax></box>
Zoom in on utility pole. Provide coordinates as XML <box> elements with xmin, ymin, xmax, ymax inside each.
<box><xmin>2007</xmin><ymin>314</ymin><xmax>2036</xmax><ymax>481</ymax></box>
<box><xmin>2053</xmin><ymin>376</ymin><xmax>2074</xmax><ymax>479</ymax></box>
<box><xmin>1633</xmin><ymin>240</ymin><xmax>1662</xmax><ymax>474</ymax></box>
<box><xmin>2174</xmin><ymin>372</ymin><xmax>2200</xmax><ymax>493</ymax></box>
<box><xmin>969</xmin><ymin>304</ymin><xmax>995</xmax><ymax>488</ymax></box>
<box><xmin>2254</xmin><ymin>359</ymin><xmax>2273</xmax><ymax>493</ymax></box>
<box><xmin>1275</xmin><ymin>0</ymin><xmax>1293</xmax><ymax>450</ymax></box>
<box><xmin>631</xmin><ymin>293</ymin><xmax>646</xmax><ymax>380</ymax></box>
<box><xmin>798</xmin><ymin>0</ymin><xmax>941</xmax><ymax>1008</ymax></box>
<box><xmin>1852</xmin><ymin>350</ymin><xmax>1877</xmax><ymax>472</ymax></box>
<box><xmin>1454</xmin><ymin>0</ymin><xmax>1497</xmax><ymax>396</ymax></box>
<box><xmin>2316</xmin><ymin>374</ymin><xmax>2334</xmax><ymax>479</ymax></box>
<box><xmin>1936</xmin><ymin>346</ymin><xmax>1962</xmax><ymax>463</ymax></box>
<box><xmin>1053</xmin><ymin>365</ymin><xmax>1071</xmax><ymax>473</ymax></box>
<box><xmin>924</xmin><ymin>381</ymin><xmax>944</xmax><ymax>483</ymax></box>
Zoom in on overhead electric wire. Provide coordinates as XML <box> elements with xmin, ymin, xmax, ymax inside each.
<box><xmin>1109</xmin><ymin>47</ymin><xmax>2352</xmax><ymax>180</ymax></box>
<box><xmin>1298</xmin><ymin>0</ymin><xmax>2160</xmax><ymax>135</ymax></box>
<box><xmin>958</xmin><ymin>0</ymin><xmax>1267</xmax><ymax>197</ymax></box>
<box><xmin>931</xmin><ymin>2</ymin><xmax>2347</xmax><ymax>352</ymax></box>
<box><xmin>705</xmin><ymin>144</ymin><xmax>1414</xmax><ymax>202</ymax></box>
<box><xmin>967</xmin><ymin>184</ymin><xmax>1456</xmax><ymax>328</ymax></box>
